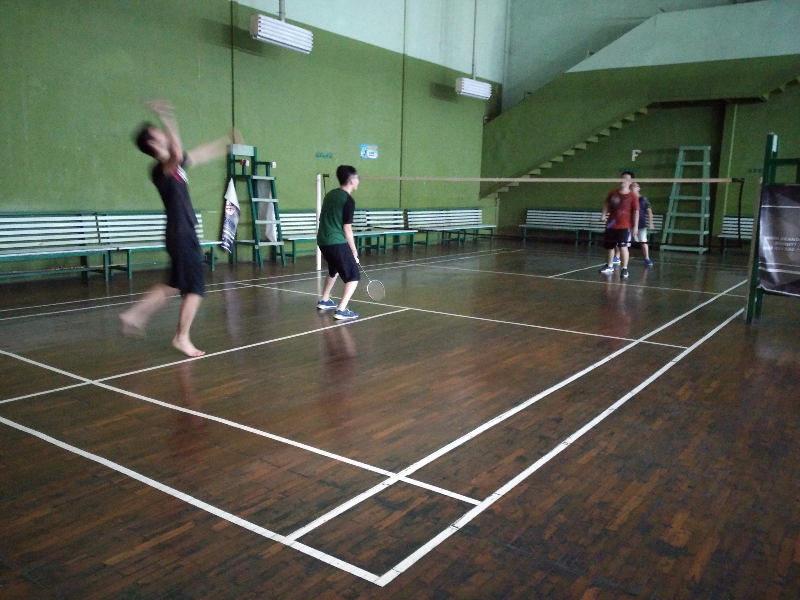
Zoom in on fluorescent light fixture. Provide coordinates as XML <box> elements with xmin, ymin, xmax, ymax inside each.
<box><xmin>250</xmin><ymin>14</ymin><xmax>313</xmax><ymax>54</ymax></box>
<box><xmin>455</xmin><ymin>77</ymin><xmax>492</xmax><ymax>100</ymax></box>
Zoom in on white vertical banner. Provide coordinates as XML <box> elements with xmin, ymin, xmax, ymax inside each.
<box><xmin>220</xmin><ymin>178</ymin><xmax>240</xmax><ymax>253</ymax></box>
<box><xmin>264</xmin><ymin>203</ymin><xmax>277</xmax><ymax>242</ymax></box>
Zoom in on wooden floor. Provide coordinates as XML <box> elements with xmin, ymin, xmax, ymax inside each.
<box><xmin>2</xmin><ymin>240</ymin><xmax>800</xmax><ymax>599</ymax></box>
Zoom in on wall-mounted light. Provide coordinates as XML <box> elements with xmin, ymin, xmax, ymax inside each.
<box><xmin>455</xmin><ymin>0</ymin><xmax>491</xmax><ymax>100</ymax></box>
<box><xmin>456</xmin><ymin>78</ymin><xmax>492</xmax><ymax>100</ymax></box>
<box><xmin>250</xmin><ymin>13</ymin><xmax>313</xmax><ymax>54</ymax></box>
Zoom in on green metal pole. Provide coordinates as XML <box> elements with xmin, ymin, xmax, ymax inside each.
<box><xmin>745</xmin><ymin>133</ymin><xmax>777</xmax><ymax>323</ymax></box>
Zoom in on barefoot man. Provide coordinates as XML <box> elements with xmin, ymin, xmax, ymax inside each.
<box><xmin>121</xmin><ymin>100</ymin><xmax>239</xmax><ymax>357</ymax></box>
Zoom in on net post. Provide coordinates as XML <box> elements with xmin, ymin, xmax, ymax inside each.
<box><xmin>745</xmin><ymin>133</ymin><xmax>776</xmax><ymax>324</ymax></box>
<box><xmin>315</xmin><ymin>174</ymin><xmax>322</xmax><ymax>272</ymax></box>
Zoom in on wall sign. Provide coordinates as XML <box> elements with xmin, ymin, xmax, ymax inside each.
<box><xmin>360</xmin><ymin>144</ymin><xmax>378</xmax><ymax>159</ymax></box>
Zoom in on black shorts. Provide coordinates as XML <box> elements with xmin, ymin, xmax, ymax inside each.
<box><xmin>603</xmin><ymin>228</ymin><xmax>631</xmax><ymax>250</ymax></box>
<box><xmin>166</xmin><ymin>234</ymin><xmax>206</xmax><ymax>296</ymax></box>
<box><xmin>319</xmin><ymin>243</ymin><xmax>360</xmax><ymax>283</ymax></box>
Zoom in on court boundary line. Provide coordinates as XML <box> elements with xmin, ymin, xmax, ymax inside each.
<box><xmin>0</xmin><ymin>282</ymin><xmax>745</xmax><ymax>585</ymax></box>
<box><xmin>0</xmin><ymin>415</ymin><xmax>381</xmax><ymax>584</ymax></box>
<box><xmin>427</xmin><ymin>264</ymin><xmax>748</xmax><ymax>297</ymax></box>
<box><xmin>0</xmin><ymin>274</ymin><xmax>310</xmax><ymax>314</ymax></box>
<box><xmin>265</xmin><ymin>281</ymin><xmax>743</xmax><ymax>548</ymax></box>
<box><xmin>549</xmin><ymin>263</ymin><xmax>607</xmax><ymax>277</ymax></box>
<box><xmin>0</xmin><ymin>282</ymin><xmax>265</xmax><ymax>323</ymax></box>
<box><xmin>0</xmin><ymin>313</ymin><xmax>483</xmax><ymax>508</ymax></box>
<box><xmin>258</xmin><ymin>284</ymin><xmax>689</xmax><ymax>350</ymax></box>
<box><xmin>375</xmin><ymin>307</ymin><xmax>744</xmax><ymax>586</ymax></box>
<box><xmin>0</xmin><ymin>249</ymin><xmax>516</xmax><ymax>322</ymax></box>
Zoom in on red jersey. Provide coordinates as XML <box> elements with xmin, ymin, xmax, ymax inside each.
<box><xmin>604</xmin><ymin>189</ymin><xmax>639</xmax><ymax>229</ymax></box>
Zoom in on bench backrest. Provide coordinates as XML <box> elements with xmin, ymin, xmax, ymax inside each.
<box><xmin>720</xmin><ymin>215</ymin><xmax>754</xmax><ymax>237</ymax></box>
<box><xmin>0</xmin><ymin>213</ymin><xmax>101</xmax><ymax>250</ymax></box>
<box><xmin>280</xmin><ymin>210</ymin><xmax>317</xmax><ymax>236</ymax></box>
<box><xmin>353</xmin><ymin>209</ymin><xmax>405</xmax><ymax>230</ymax></box>
<box><xmin>406</xmin><ymin>208</ymin><xmax>484</xmax><ymax>229</ymax></box>
<box><xmin>525</xmin><ymin>209</ymin><xmax>664</xmax><ymax>232</ymax></box>
<box><xmin>96</xmin><ymin>212</ymin><xmax>205</xmax><ymax>245</ymax></box>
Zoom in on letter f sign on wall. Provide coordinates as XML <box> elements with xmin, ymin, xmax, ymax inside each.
<box><xmin>631</xmin><ymin>149</ymin><xmax>642</xmax><ymax>161</ymax></box>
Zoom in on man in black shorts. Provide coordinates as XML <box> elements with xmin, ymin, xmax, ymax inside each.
<box><xmin>121</xmin><ymin>100</ymin><xmax>237</xmax><ymax>356</ymax></box>
<box><xmin>599</xmin><ymin>170</ymin><xmax>639</xmax><ymax>279</ymax></box>
<box><xmin>316</xmin><ymin>165</ymin><xmax>361</xmax><ymax>320</ymax></box>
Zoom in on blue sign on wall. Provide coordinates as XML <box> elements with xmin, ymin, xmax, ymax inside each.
<box><xmin>360</xmin><ymin>144</ymin><xmax>378</xmax><ymax>159</ymax></box>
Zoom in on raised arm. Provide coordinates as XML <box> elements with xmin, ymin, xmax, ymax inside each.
<box><xmin>147</xmin><ymin>100</ymin><xmax>183</xmax><ymax>172</ymax></box>
<box><xmin>186</xmin><ymin>127</ymin><xmax>244</xmax><ymax>167</ymax></box>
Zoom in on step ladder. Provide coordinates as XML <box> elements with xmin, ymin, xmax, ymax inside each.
<box><xmin>227</xmin><ymin>144</ymin><xmax>285</xmax><ymax>266</ymax></box>
<box><xmin>660</xmin><ymin>146</ymin><xmax>712</xmax><ymax>254</ymax></box>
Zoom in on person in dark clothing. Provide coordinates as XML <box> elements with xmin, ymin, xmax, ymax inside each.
<box><xmin>316</xmin><ymin>165</ymin><xmax>361</xmax><ymax>320</ymax></box>
<box><xmin>121</xmin><ymin>100</ymin><xmax>238</xmax><ymax>356</ymax></box>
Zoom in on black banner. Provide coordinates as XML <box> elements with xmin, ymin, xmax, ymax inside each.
<box><xmin>758</xmin><ymin>184</ymin><xmax>800</xmax><ymax>297</ymax></box>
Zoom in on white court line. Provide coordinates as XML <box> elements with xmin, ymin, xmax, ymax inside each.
<box><xmin>0</xmin><ymin>311</ymin><xmax>479</xmax><ymax>507</ymax></box>
<box><xmin>0</xmin><ymin>280</ymin><xmax>745</xmax><ymax>584</ymax></box>
<box><xmin>273</xmin><ymin>281</ymin><xmax>745</xmax><ymax>547</ymax></box>
<box><xmin>0</xmin><ymin>249</ymin><xmax>513</xmax><ymax>322</ymax></box>
<box><xmin>99</xmin><ymin>309</ymin><xmax>409</xmax><ymax>382</ymax></box>
<box><xmin>517</xmin><ymin>245</ymin><xmax>749</xmax><ymax>273</ymax></box>
<box><xmin>549</xmin><ymin>263</ymin><xmax>607</xmax><ymax>277</ymax></box>
<box><xmin>0</xmin><ymin>278</ymin><xmax>269</xmax><ymax>315</ymax></box>
<box><xmin>429</xmin><ymin>264</ymin><xmax>748</xmax><ymax>297</ymax></box>
<box><xmin>0</xmin><ymin>349</ymin><xmax>94</xmax><ymax>382</ymax></box>
<box><xmin>0</xmin><ymin>382</ymin><xmax>90</xmax><ymax>406</ymax></box>
<box><xmin>258</xmin><ymin>284</ymin><xmax>689</xmax><ymax>350</ymax></box>
<box><xmin>0</xmin><ymin>282</ymin><xmax>264</xmax><ymax>323</ymax></box>
<box><xmin>0</xmin><ymin>415</ymin><xmax>381</xmax><ymax>584</ymax></box>
<box><xmin>375</xmin><ymin>307</ymin><xmax>744</xmax><ymax>586</ymax></box>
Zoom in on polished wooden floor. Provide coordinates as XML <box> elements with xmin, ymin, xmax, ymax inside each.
<box><xmin>2</xmin><ymin>240</ymin><xmax>799</xmax><ymax>599</ymax></box>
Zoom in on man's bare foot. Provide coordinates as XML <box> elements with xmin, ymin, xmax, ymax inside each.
<box><xmin>119</xmin><ymin>312</ymin><xmax>145</xmax><ymax>337</ymax></box>
<box><xmin>172</xmin><ymin>335</ymin><xmax>205</xmax><ymax>357</ymax></box>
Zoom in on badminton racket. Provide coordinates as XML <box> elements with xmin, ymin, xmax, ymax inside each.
<box><xmin>358</xmin><ymin>262</ymin><xmax>385</xmax><ymax>301</ymax></box>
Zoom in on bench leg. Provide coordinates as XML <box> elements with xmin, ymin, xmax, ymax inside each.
<box><xmin>104</xmin><ymin>253</ymin><xmax>110</xmax><ymax>282</ymax></box>
<box><xmin>127</xmin><ymin>250</ymin><xmax>133</xmax><ymax>279</ymax></box>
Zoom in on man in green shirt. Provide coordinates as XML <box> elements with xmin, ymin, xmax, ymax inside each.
<box><xmin>316</xmin><ymin>165</ymin><xmax>360</xmax><ymax>320</ymax></box>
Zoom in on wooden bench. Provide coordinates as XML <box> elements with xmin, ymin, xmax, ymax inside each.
<box><xmin>405</xmin><ymin>208</ymin><xmax>495</xmax><ymax>247</ymax></box>
<box><xmin>520</xmin><ymin>209</ymin><xmax>663</xmax><ymax>246</ymax></box>
<box><xmin>719</xmin><ymin>215</ymin><xmax>753</xmax><ymax>252</ymax></box>
<box><xmin>353</xmin><ymin>208</ymin><xmax>416</xmax><ymax>251</ymax></box>
<box><xmin>280</xmin><ymin>210</ymin><xmax>318</xmax><ymax>263</ymax></box>
<box><xmin>99</xmin><ymin>211</ymin><xmax>219</xmax><ymax>279</ymax></box>
<box><xmin>0</xmin><ymin>212</ymin><xmax>111</xmax><ymax>280</ymax></box>
<box><xmin>0</xmin><ymin>211</ymin><xmax>219</xmax><ymax>282</ymax></box>
<box><xmin>281</xmin><ymin>209</ymin><xmax>409</xmax><ymax>263</ymax></box>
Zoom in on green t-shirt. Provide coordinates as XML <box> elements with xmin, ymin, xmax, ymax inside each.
<box><xmin>317</xmin><ymin>188</ymin><xmax>355</xmax><ymax>246</ymax></box>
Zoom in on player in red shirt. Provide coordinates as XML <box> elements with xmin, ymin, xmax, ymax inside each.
<box><xmin>599</xmin><ymin>170</ymin><xmax>639</xmax><ymax>279</ymax></box>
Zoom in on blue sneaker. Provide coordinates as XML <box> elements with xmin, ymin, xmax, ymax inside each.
<box><xmin>334</xmin><ymin>308</ymin><xmax>359</xmax><ymax>320</ymax></box>
<box><xmin>644</xmin><ymin>259</ymin><xmax>654</xmax><ymax>266</ymax></box>
<box><xmin>317</xmin><ymin>299</ymin><xmax>337</xmax><ymax>310</ymax></box>
<box><xmin>612</xmin><ymin>256</ymin><xmax>621</xmax><ymax>266</ymax></box>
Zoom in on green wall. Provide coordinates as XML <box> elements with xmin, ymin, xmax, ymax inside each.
<box><xmin>494</xmin><ymin>104</ymin><xmax>725</xmax><ymax>236</ymax></box>
<box><xmin>485</xmin><ymin>53</ymin><xmax>800</xmax><ymax>239</ymax></box>
<box><xmin>503</xmin><ymin>0</ymin><xmax>734</xmax><ymax>111</ymax></box>
<box><xmin>715</xmin><ymin>83</ymin><xmax>800</xmax><ymax>232</ymax></box>
<box><xmin>0</xmin><ymin>0</ymin><xmax>496</xmax><ymax>273</ymax></box>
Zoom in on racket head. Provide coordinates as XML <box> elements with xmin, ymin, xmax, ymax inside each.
<box><xmin>366</xmin><ymin>279</ymin><xmax>385</xmax><ymax>301</ymax></box>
